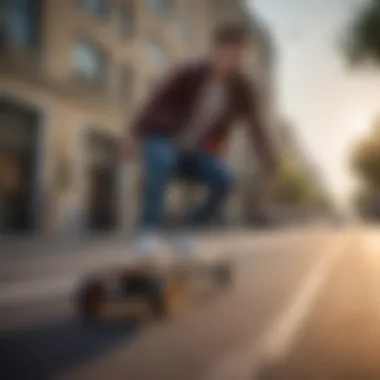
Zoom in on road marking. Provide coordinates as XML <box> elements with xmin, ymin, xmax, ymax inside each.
<box><xmin>202</xmin><ymin>235</ymin><xmax>346</xmax><ymax>380</ymax></box>
<box><xmin>360</xmin><ymin>232</ymin><xmax>380</xmax><ymax>313</ymax></box>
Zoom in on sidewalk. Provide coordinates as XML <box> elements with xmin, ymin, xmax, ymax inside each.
<box><xmin>0</xmin><ymin>227</ymin><xmax>248</xmax><ymax>258</ymax></box>
<box><xmin>0</xmin><ymin>228</ymin><xmax>335</xmax><ymax>306</ymax></box>
<box><xmin>0</xmin><ymin>228</ymin><xmax>293</xmax><ymax>283</ymax></box>
<box><xmin>0</xmin><ymin>233</ymin><xmax>131</xmax><ymax>258</ymax></box>
<box><xmin>0</xmin><ymin>228</ymin><xmax>259</xmax><ymax>259</ymax></box>
<box><xmin>0</xmin><ymin>230</ymin><xmax>254</xmax><ymax>305</ymax></box>
<box><xmin>0</xmin><ymin>230</ymin><xmax>253</xmax><ymax>283</ymax></box>
<box><xmin>0</xmin><ymin>227</ymin><xmax>332</xmax><ymax>272</ymax></box>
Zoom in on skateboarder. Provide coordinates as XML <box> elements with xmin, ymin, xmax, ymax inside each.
<box><xmin>122</xmin><ymin>23</ymin><xmax>279</xmax><ymax>258</ymax></box>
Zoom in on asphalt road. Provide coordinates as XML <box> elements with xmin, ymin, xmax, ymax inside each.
<box><xmin>1</xmin><ymin>228</ymin><xmax>379</xmax><ymax>380</ymax></box>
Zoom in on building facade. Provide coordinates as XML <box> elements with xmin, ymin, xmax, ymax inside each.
<box><xmin>0</xmin><ymin>0</ymin><xmax>277</xmax><ymax>235</ymax></box>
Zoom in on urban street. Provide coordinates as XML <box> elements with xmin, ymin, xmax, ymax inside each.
<box><xmin>2</xmin><ymin>226</ymin><xmax>380</xmax><ymax>380</ymax></box>
<box><xmin>1</xmin><ymin>0</ymin><xmax>380</xmax><ymax>379</ymax></box>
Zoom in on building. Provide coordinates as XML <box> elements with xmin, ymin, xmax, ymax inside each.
<box><xmin>0</xmin><ymin>0</ymin><xmax>277</xmax><ymax>235</ymax></box>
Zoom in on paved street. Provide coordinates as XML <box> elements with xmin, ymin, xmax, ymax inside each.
<box><xmin>1</xmin><ymin>227</ymin><xmax>380</xmax><ymax>380</ymax></box>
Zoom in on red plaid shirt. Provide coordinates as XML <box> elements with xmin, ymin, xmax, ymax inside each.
<box><xmin>131</xmin><ymin>60</ymin><xmax>276</xmax><ymax>173</ymax></box>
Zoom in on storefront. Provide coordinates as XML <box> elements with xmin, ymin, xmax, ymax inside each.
<box><xmin>84</xmin><ymin>129</ymin><xmax>119</xmax><ymax>232</ymax></box>
<box><xmin>0</xmin><ymin>99</ymin><xmax>40</xmax><ymax>232</ymax></box>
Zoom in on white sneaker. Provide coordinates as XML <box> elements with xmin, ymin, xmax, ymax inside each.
<box><xmin>133</xmin><ymin>232</ymin><xmax>160</xmax><ymax>260</ymax></box>
<box><xmin>172</xmin><ymin>232</ymin><xmax>198</xmax><ymax>257</ymax></box>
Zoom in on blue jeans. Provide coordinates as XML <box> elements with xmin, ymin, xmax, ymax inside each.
<box><xmin>139</xmin><ymin>137</ymin><xmax>233</xmax><ymax>231</ymax></box>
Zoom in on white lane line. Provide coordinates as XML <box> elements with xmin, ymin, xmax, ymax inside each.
<box><xmin>202</xmin><ymin>235</ymin><xmax>346</xmax><ymax>380</ymax></box>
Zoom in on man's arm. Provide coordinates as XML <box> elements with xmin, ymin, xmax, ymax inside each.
<box><xmin>240</xmin><ymin>80</ymin><xmax>277</xmax><ymax>176</ymax></box>
<box><xmin>129</xmin><ymin>64</ymin><xmax>189</xmax><ymax>139</ymax></box>
<box><xmin>121</xmin><ymin>64</ymin><xmax>190</xmax><ymax>161</ymax></box>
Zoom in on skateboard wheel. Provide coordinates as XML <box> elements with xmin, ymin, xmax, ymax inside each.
<box><xmin>78</xmin><ymin>279</ymin><xmax>106</xmax><ymax>320</ymax></box>
<box><xmin>117</xmin><ymin>274</ymin><xmax>165</xmax><ymax>319</ymax></box>
<box><xmin>164</xmin><ymin>278</ymin><xmax>186</xmax><ymax>313</ymax></box>
<box><xmin>146</xmin><ymin>278</ymin><xmax>167</xmax><ymax>317</ymax></box>
<box><xmin>146</xmin><ymin>277</ymin><xmax>186</xmax><ymax>317</ymax></box>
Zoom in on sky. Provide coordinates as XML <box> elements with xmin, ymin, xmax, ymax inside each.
<box><xmin>249</xmin><ymin>0</ymin><xmax>380</xmax><ymax>205</ymax></box>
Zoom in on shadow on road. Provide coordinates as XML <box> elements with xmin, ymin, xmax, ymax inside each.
<box><xmin>0</xmin><ymin>318</ymin><xmax>138</xmax><ymax>380</ymax></box>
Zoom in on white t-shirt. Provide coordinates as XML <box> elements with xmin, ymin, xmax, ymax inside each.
<box><xmin>176</xmin><ymin>81</ymin><xmax>227</xmax><ymax>151</ymax></box>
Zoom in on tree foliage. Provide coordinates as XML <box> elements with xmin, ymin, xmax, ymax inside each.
<box><xmin>278</xmin><ymin>162</ymin><xmax>327</xmax><ymax>206</ymax></box>
<box><xmin>343</xmin><ymin>0</ymin><xmax>380</xmax><ymax>66</ymax></box>
<box><xmin>355</xmin><ymin>188</ymin><xmax>380</xmax><ymax>219</ymax></box>
<box><xmin>351</xmin><ymin>137</ymin><xmax>380</xmax><ymax>188</ymax></box>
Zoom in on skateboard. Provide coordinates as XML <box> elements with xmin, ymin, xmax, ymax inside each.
<box><xmin>77</xmin><ymin>256</ymin><xmax>233</xmax><ymax>322</ymax></box>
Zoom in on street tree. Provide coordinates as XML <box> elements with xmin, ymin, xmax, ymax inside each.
<box><xmin>278</xmin><ymin>162</ymin><xmax>325</xmax><ymax>206</ymax></box>
<box><xmin>343</xmin><ymin>0</ymin><xmax>380</xmax><ymax>65</ymax></box>
<box><xmin>351</xmin><ymin>135</ymin><xmax>380</xmax><ymax>188</ymax></box>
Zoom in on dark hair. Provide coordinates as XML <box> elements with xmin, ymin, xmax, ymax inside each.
<box><xmin>213</xmin><ymin>23</ymin><xmax>250</xmax><ymax>46</ymax></box>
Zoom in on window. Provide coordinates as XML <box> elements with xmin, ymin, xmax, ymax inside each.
<box><xmin>119</xmin><ymin>66</ymin><xmax>134</xmax><ymax>101</ymax></box>
<box><xmin>147</xmin><ymin>38</ymin><xmax>168</xmax><ymax>71</ymax></box>
<box><xmin>78</xmin><ymin>0</ymin><xmax>108</xmax><ymax>18</ymax></box>
<box><xmin>117</xmin><ymin>3</ymin><xmax>135</xmax><ymax>39</ymax></box>
<box><xmin>0</xmin><ymin>0</ymin><xmax>42</xmax><ymax>50</ymax></box>
<box><xmin>73</xmin><ymin>40</ymin><xmax>108</xmax><ymax>85</ymax></box>
<box><xmin>146</xmin><ymin>0</ymin><xmax>170</xmax><ymax>16</ymax></box>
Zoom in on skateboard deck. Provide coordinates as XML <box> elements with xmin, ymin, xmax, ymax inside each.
<box><xmin>77</xmin><ymin>256</ymin><xmax>233</xmax><ymax>322</ymax></box>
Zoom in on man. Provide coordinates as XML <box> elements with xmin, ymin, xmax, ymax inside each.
<box><xmin>123</xmin><ymin>23</ymin><xmax>278</xmax><ymax>257</ymax></box>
